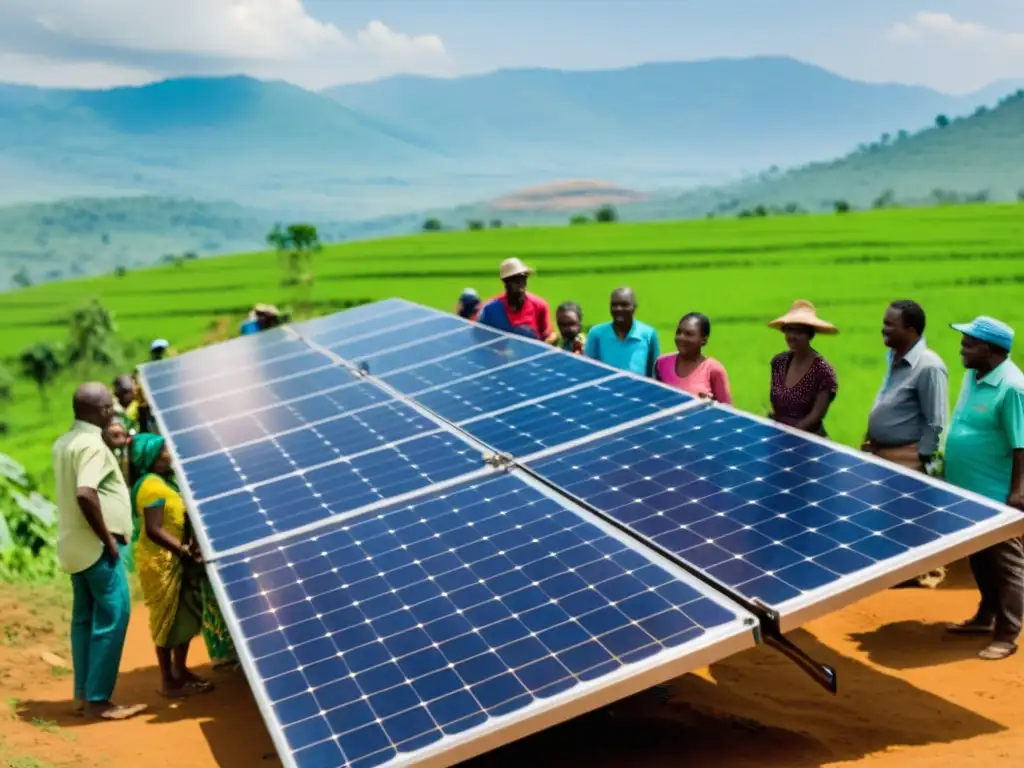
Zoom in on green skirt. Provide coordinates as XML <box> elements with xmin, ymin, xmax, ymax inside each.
<box><xmin>162</xmin><ymin>561</ymin><xmax>203</xmax><ymax>649</ymax></box>
<box><xmin>201</xmin><ymin>580</ymin><xmax>237</xmax><ymax>665</ymax></box>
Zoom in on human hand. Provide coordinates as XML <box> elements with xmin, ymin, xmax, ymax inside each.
<box><xmin>104</xmin><ymin>538</ymin><xmax>120</xmax><ymax>564</ymax></box>
<box><xmin>1007</xmin><ymin>490</ymin><xmax>1024</xmax><ymax>512</ymax></box>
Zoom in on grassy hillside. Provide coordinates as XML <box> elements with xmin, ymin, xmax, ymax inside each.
<box><xmin>641</xmin><ymin>89</ymin><xmax>1024</xmax><ymax>217</ymax></box>
<box><xmin>1</xmin><ymin>204</ymin><xmax>1022</xmax><ymax>494</ymax></box>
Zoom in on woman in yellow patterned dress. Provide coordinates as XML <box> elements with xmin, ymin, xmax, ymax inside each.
<box><xmin>129</xmin><ymin>433</ymin><xmax>213</xmax><ymax>697</ymax></box>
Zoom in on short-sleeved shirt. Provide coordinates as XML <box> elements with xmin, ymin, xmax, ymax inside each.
<box><xmin>945</xmin><ymin>359</ymin><xmax>1024</xmax><ymax>503</ymax></box>
<box><xmin>478</xmin><ymin>293</ymin><xmax>553</xmax><ymax>340</ymax></box>
<box><xmin>655</xmin><ymin>354</ymin><xmax>732</xmax><ymax>403</ymax></box>
<box><xmin>867</xmin><ymin>340</ymin><xmax>948</xmax><ymax>455</ymax></box>
<box><xmin>52</xmin><ymin>420</ymin><xmax>133</xmax><ymax>574</ymax></box>
<box><xmin>584</xmin><ymin>320</ymin><xmax>661</xmax><ymax>377</ymax></box>
<box><xmin>770</xmin><ymin>352</ymin><xmax>839</xmax><ymax>432</ymax></box>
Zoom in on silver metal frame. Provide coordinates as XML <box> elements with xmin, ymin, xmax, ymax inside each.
<box><xmin>207</xmin><ymin>467</ymin><xmax>759</xmax><ymax>768</ymax></box>
<box><xmin>708</xmin><ymin>404</ymin><xmax>1024</xmax><ymax>632</ymax></box>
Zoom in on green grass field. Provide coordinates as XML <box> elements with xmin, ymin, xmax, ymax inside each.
<box><xmin>2</xmin><ymin>203</ymin><xmax>1023</xmax><ymax>492</ymax></box>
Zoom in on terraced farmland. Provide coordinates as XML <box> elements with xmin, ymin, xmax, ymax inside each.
<box><xmin>2</xmin><ymin>203</ymin><xmax>1022</xmax><ymax>488</ymax></box>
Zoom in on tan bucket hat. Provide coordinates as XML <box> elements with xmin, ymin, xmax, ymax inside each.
<box><xmin>499</xmin><ymin>258</ymin><xmax>532</xmax><ymax>280</ymax></box>
<box><xmin>254</xmin><ymin>303</ymin><xmax>281</xmax><ymax>317</ymax></box>
<box><xmin>769</xmin><ymin>300</ymin><xmax>838</xmax><ymax>334</ymax></box>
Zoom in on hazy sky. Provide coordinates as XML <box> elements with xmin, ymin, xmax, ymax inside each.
<box><xmin>0</xmin><ymin>0</ymin><xmax>1021</xmax><ymax>92</ymax></box>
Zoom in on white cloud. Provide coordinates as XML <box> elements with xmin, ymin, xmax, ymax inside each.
<box><xmin>0</xmin><ymin>0</ymin><xmax>452</xmax><ymax>89</ymax></box>
<box><xmin>0</xmin><ymin>52</ymin><xmax>160</xmax><ymax>88</ymax></box>
<box><xmin>888</xmin><ymin>11</ymin><xmax>1024</xmax><ymax>51</ymax></box>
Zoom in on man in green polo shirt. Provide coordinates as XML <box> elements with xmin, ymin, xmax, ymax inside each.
<box><xmin>944</xmin><ymin>316</ymin><xmax>1024</xmax><ymax>660</ymax></box>
<box><xmin>53</xmin><ymin>382</ymin><xmax>147</xmax><ymax>719</ymax></box>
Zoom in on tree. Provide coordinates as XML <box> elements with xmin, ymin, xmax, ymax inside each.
<box><xmin>114</xmin><ymin>265</ymin><xmax>127</xmax><ymax>278</ymax></box>
<box><xmin>0</xmin><ymin>365</ymin><xmax>12</xmax><ymax>405</ymax></box>
<box><xmin>834</xmin><ymin>200</ymin><xmax>851</xmax><ymax>214</ymax></box>
<box><xmin>489</xmin><ymin>219</ymin><xmax>503</xmax><ymax>229</ymax></box>
<box><xmin>872</xmin><ymin>189</ymin><xmax>897</xmax><ymax>209</ymax></box>
<box><xmin>67</xmin><ymin>299</ymin><xmax>119</xmax><ymax>374</ymax></box>
<box><xmin>466</xmin><ymin>219</ymin><xmax>485</xmax><ymax>231</ymax></box>
<box><xmin>11</xmin><ymin>267</ymin><xmax>31</xmax><ymax>289</ymax></box>
<box><xmin>896</xmin><ymin>129</ymin><xmax>910</xmax><ymax>142</ymax></box>
<box><xmin>753</xmin><ymin>204</ymin><xmax>768</xmax><ymax>217</ymax></box>
<box><xmin>1017</xmin><ymin>188</ymin><xmax>1024</xmax><ymax>203</ymax></box>
<box><xmin>569</xmin><ymin>215</ymin><xmax>590</xmax><ymax>226</ymax></box>
<box><xmin>422</xmin><ymin>218</ymin><xmax>442</xmax><ymax>232</ymax></box>
<box><xmin>19</xmin><ymin>343</ymin><xmax>62</xmax><ymax>410</ymax></box>
<box><xmin>266</xmin><ymin>223</ymin><xmax>288</xmax><ymax>251</ymax></box>
<box><xmin>594</xmin><ymin>205</ymin><xmax>618</xmax><ymax>223</ymax></box>
<box><xmin>935</xmin><ymin>114</ymin><xmax>950</xmax><ymax>129</ymax></box>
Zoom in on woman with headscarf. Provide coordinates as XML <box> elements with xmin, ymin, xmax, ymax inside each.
<box><xmin>129</xmin><ymin>434</ymin><xmax>235</xmax><ymax>695</ymax></box>
<box><xmin>767</xmin><ymin>300</ymin><xmax>839</xmax><ymax>436</ymax></box>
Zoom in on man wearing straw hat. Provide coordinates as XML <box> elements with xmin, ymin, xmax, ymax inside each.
<box><xmin>863</xmin><ymin>300</ymin><xmax>949</xmax><ymax>588</ymax></box>
<box><xmin>478</xmin><ymin>258</ymin><xmax>556</xmax><ymax>343</ymax></box>
<box><xmin>944</xmin><ymin>316</ymin><xmax>1024</xmax><ymax>660</ymax></box>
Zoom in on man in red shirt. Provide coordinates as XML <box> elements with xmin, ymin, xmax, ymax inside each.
<box><xmin>478</xmin><ymin>258</ymin><xmax>557</xmax><ymax>343</ymax></box>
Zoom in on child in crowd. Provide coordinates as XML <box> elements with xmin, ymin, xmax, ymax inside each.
<box><xmin>555</xmin><ymin>301</ymin><xmax>586</xmax><ymax>354</ymax></box>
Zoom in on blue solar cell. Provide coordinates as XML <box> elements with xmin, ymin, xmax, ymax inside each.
<box><xmin>292</xmin><ymin>303</ymin><xmax>428</xmax><ymax>344</ymax></box>
<box><xmin>150</xmin><ymin>349</ymin><xmax>339</xmax><ymax>413</ymax></box>
<box><xmin>300</xmin><ymin>305</ymin><xmax>436</xmax><ymax>348</ymax></box>
<box><xmin>144</xmin><ymin>329</ymin><xmax>302</xmax><ymax>391</ymax></box>
<box><xmin>167</xmin><ymin>381</ymin><xmax>394</xmax><ymax>460</ymax></box>
<box><xmin>527</xmin><ymin>406</ymin><xmax>1017</xmax><ymax>617</ymax></box>
<box><xmin>182</xmin><ymin>401</ymin><xmax>442</xmax><ymax>500</ymax></box>
<box><xmin>460</xmin><ymin>375</ymin><xmax>692</xmax><ymax>457</ymax></box>
<box><xmin>157</xmin><ymin>365</ymin><xmax>360</xmax><ymax>434</ymax></box>
<box><xmin>412</xmin><ymin>353</ymin><xmax>613</xmax><ymax>423</ymax></box>
<box><xmin>195</xmin><ymin>432</ymin><xmax>485</xmax><ymax>554</ymax></box>
<box><xmin>355</xmin><ymin>325</ymin><xmax>503</xmax><ymax>377</ymax></box>
<box><xmin>327</xmin><ymin>316</ymin><xmax>467</xmax><ymax>361</ymax></box>
<box><xmin>381</xmin><ymin>338</ymin><xmax>549</xmax><ymax>395</ymax></box>
<box><xmin>212</xmin><ymin>473</ymin><xmax>749</xmax><ymax>768</ymax></box>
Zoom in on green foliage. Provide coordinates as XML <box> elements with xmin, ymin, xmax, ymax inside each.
<box><xmin>594</xmin><ymin>205</ymin><xmax>618</xmax><ymax>223</ymax></box>
<box><xmin>11</xmin><ymin>267</ymin><xmax>31</xmax><ymax>289</ymax></box>
<box><xmin>872</xmin><ymin>189</ymin><xmax>897</xmax><ymax>209</ymax></box>
<box><xmin>0</xmin><ymin>452</ymin><xmax>58</xmax><ymax>583</ymax></box>
<box><xmin>66</xmin><ymin>299</ymin><xmax>119</xmax><ymax>374</ymax></box>
<box><xmin>834</xmin><ymin>200</ymin><xmax>851</xmax><ymax>214</ymax></box>
<box><xmin>466</xmin><ymin>219</ymin><xmax>485</xmax><ymax>231</ymax></box>
<box><xmin>569</xmin><ymin>215</ymin><xmax>590</xmax><ymax>225</ymax></box>
<box><xmin>935</xmin><ymin>114</ymin><xmax>950</xmax><ymax>129</ymax></box>
<box><xmin>489</xmin><ymin>219</ymin><xmax>503</xmax><ymax>229</ymax></box>
<box><xmin>18</xmin><ymin>344</ymin><xmax>62</xmax><ymax>410</ymax></box>
<box><xmin>114</xmin><ymin>265</ymin><xmax>127</xmax><ymax>278</ymax></box>
<box><xmin>422</xmin><ymin>218</ymin><xmax>443</xmax><ymax>232</ymax></box>
<box><xmin>0</xmin><ymin>366</ymin><xmax>12</xmax><ymax>405</ymax></box>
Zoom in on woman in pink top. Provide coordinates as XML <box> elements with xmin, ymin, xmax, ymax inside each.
<box><xmin>654</xmin><ymin>313</ymin><xmax>733</xmax><ymax>403</ymax></box>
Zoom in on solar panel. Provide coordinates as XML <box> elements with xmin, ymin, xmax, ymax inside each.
<box><xmin>409</xmin><ymin>353</ymin><xmax>615</xmax><ymax>424</ymax></box>
<box><xmin>209</xmin><ymin>471</ymin><xmax>757</xmax><ymax>768</ymax></box>
<box><xmin>380</xmin><ymin>337</ymin><xmax>548</xmax><ymax>395</ymax></box>
<box><xmin>294</xmin><ymin>301</ymin><xmax>429</xmax><ymax>344</ymax></box>
<box><xmin>169</xmin><ymin>381</ymin><xmax>395</xmax><ymax>461</ymax></box>
<box><xmin>325</xmin><ymin>316</ymin><xmax>469</xmax><ymax>362</ymax></box>
<box><xmin>525</xmin><ymin>404</ymin><xmax>1024</xmax><ymax>631</ymax></box>
<box><xmin>457</xmin><ymin>375</ymin><xmax>693</xmax><ymax>458</ymax></box>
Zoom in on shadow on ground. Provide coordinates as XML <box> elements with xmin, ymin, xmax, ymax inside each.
<box><xmin>15</xmin><ymin>623</ymin><xmax>1003</xmax><ymax>768</ymax></box>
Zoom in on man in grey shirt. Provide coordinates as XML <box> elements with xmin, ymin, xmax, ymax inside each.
<box><xmin>863</xmin><ymin>299</ymin><xmax>949</xmax><ymax>587</ymax></box>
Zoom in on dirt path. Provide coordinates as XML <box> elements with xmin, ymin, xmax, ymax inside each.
<box><xmin>3</xmin><ymin>560</ymin><xmax>1023</xmax><ymax>767</ymax></box>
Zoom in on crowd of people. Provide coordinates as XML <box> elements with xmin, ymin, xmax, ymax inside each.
<box><xmin>48</xmin><ymin>258</ymin><xmax>1023</xmax><ymax>724</ymax></box>
<box><xmin>461</xmin><ymin>257</ymin><xmax>1024</xmax><ymax>659</ymax></box>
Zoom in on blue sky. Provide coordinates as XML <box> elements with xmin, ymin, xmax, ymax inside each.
<box><xmin>0</xmin><ymin>1</ymin><xmax>1021</xmax><ymax>92</ymax></box>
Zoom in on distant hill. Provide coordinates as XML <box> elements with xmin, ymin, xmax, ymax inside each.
<box><xmin>634</xmin><ymin>88</ymin><xmax>1024</xmax><ymax>217</ymax></box>
<box><xmin>0</xmin><ymin>58</ymin><xmax>1016</xmax><ymax>218</ymax></box>
<box><xmin>490</xmin><ymin>180</ymin><xmax>648</xmax><ymax>212</ymax></box>
<box><xmin>325</xmin><ymin>57</ymin><xmax>1003</xmax><ymax>181</ymax></box>
<box><xmin>0</xmin><ymin>197</ymin><xmax>283</xmax><ymax>290</ymax></box>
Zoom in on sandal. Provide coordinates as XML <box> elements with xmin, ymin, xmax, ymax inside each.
<box><xmin>979</xmin><ymin>642</ymin><xmax>1017</xmax><ymax>661</ymax></box>
<box><xmin>946</xmin><ymin>617</ymin><xmax>996</xmax><ymax>635</ymax></box>
<box><xmin>87</xmin><ymin>702</ymin><xmax>148</xmax><ymax>720</ymax></box>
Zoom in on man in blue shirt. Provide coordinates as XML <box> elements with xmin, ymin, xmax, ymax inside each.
<box><xmin>584</xmin><ymin>287</ymin><xmax>660</xmax><ymax>377</ymax></box>
<box><xmin>944</xmin><ymin>316</ymin><xmax>1024</xmax><ymax>660</ymax></box>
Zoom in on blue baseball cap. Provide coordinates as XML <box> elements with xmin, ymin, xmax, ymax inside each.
<box><xmin>950</xmin><ymin>316</ymin><xmax>1014</xmax><ymax>351</ymax></box>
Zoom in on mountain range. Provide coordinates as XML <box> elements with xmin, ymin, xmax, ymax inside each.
<box><xmin>1</xmin><ymin>56</ymin><xmax>1019</xmax><ymax>220</ymax></box>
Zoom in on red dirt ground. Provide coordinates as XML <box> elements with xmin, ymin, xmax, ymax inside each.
<box><xmin>3</xmin><ymin>559</ymin><xmax>1023</xmax><ymax>767</ymax></box>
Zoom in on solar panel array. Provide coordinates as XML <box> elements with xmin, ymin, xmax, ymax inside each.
<box><xmin>139</xmin><ymin>298</ymin><xmax>1024</xmax><ymax>768</ymax></box>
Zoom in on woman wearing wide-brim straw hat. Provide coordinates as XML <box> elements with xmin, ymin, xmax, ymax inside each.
<box><xmin>767</xmin><ymin>300</ymin><xmax>840</xmax><ymax>437</ymax></box>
